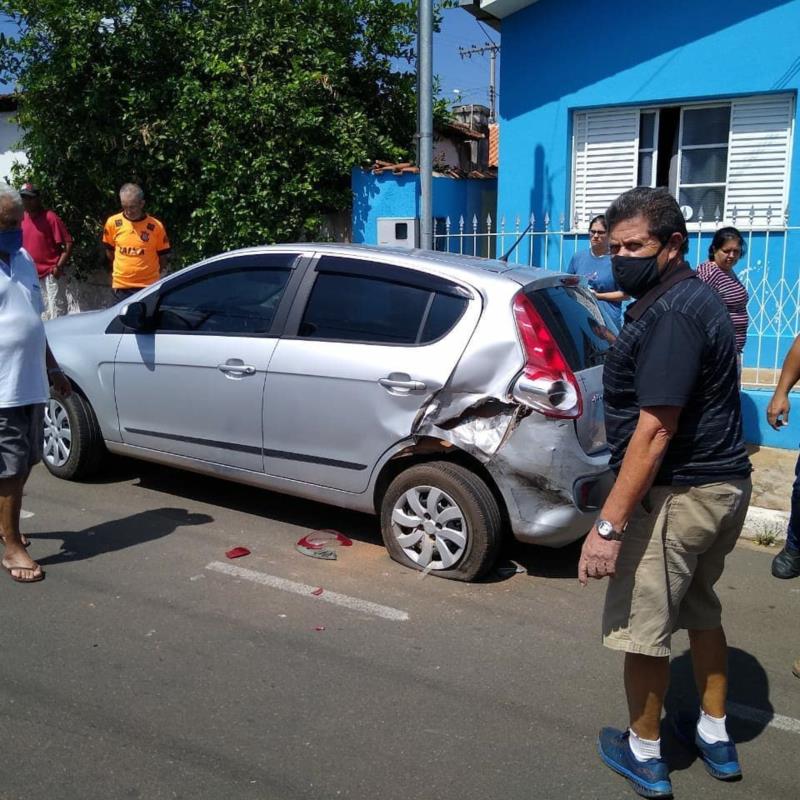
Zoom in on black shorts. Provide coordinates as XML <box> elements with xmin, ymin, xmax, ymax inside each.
<box><xmin>0</xmin><ymin>404</ymin><xmax>44</xmax><ymax>479</ymax></box>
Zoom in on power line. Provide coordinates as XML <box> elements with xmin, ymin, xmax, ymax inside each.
<box><xmin>458</xmin><ymin>42</ymin><xmax>501</xmax><ymax>122</ymax></box>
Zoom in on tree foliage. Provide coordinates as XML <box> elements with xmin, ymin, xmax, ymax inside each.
<box><xmin>0</xmin><ymin>1</ymin><xmax>439</xmax><ymax>269</ymax></box>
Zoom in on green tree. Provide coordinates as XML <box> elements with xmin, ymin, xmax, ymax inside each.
<box><xmin>0</xmin><ymin>1</ymin><xmax>439</xmax><ymax>270</ymax></box>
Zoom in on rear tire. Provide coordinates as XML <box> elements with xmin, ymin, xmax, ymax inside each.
<box><xmin>380</xmin><ymin>461</ymin><xmax>502</xmax><ymax>581</ymax></box>
<box><xmin>42</xmin><ymin>390</ymin><xmax>105</xmax><ymax>480</ymax></box>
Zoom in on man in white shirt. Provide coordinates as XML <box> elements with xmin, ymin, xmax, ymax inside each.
<box><xmin>0</xmin><ymin>187</ymin><xmax>70</xmax><ymax>582</ymax></box>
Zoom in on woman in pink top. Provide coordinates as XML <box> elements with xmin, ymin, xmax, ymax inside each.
<box><xmin>696</xmin><ymin>227</ymin><xmax>749</xmax><ymax>363</ymax></box>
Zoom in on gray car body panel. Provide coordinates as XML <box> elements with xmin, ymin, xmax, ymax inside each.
<box><xmin>46</xmin><ymin>243</ymin><xmax>612</xmax><ymax>547</ymax></box>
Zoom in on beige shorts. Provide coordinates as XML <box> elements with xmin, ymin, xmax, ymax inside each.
<box><xmin>603</xmin><ymin>478</ymin><xmax>752</xmax><ymax>657</ymax></box>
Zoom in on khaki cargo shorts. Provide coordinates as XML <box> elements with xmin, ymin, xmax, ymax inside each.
<box><xmin>603</xmin><ymin>478</ymin><xmax>752</xmax><ymax>658</ymax></box>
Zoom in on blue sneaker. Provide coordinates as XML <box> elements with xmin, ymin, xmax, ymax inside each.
<box><xmin>671</xmin><ymin>712</ymin><xmax>742</xmax><ymax>781</ymax></box>
<box><xmin>597</xmin><ymin>727</ymin><xmax>673</xmax><ymax>798</ymax></box>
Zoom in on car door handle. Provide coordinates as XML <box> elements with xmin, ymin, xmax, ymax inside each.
<box><xmin>218</xmin><ymin>362</ymin><xmax>256</xmax><ymax>376</ymax></box>
<box><xmin>379</xmin><ymin>376</ymin><xmax>427</xmax><ymax>392</ymax></box>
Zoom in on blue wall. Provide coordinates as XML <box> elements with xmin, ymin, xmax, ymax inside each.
<box><xmin>352</xmin><ymin>169</ymin><xmax>497</xmax><ymax>247</ymax></box>
<box><xmin>742</xmin><ymin>388</ymin><xmax>799</xmax><ymax>450</ymax></box>
<box><xmin>499</xmin><ymin>0</ymin><xmax>800</xmax><ymax>225</ymax></box>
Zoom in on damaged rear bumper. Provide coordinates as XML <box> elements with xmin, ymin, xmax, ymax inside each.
<box><xmin>415</xmin><ymin>393</ymin><xmax>613</xmax><ymax>548</ymax></box>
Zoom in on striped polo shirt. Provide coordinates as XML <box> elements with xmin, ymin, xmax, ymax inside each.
<box><xmin>603</xmin><ymin>267</ymin><xmax>751</xmax><ymax>485</ymax></box>
<box><xmin>696</xmin><ymin>261</ymin><xmax>749</xmax><ymax>353</ymax></box>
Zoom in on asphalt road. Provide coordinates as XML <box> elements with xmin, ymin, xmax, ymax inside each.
<box><xmin>2</xmin><ymin>458</ymin><xmax>797</xmax><ymax>800</ymax></box>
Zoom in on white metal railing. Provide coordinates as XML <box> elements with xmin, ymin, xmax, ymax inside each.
<box><xmin>433</xmin><ymin>207</ymin><xmax>800</xmax><ymax>387</ymax></box>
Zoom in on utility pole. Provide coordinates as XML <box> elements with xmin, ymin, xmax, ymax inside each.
<box><xmin>458</xmin><ymin>42</ymin><xmax>501</xmax><ymax>123</ymax></box>
<box><xmin>418</xmin><ymin>1</ymin><xmax>433</xmax><ymax>250</ymax></box>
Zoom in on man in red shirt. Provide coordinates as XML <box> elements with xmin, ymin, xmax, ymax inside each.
<box><xmin>20</xmin><ymin>183</ymin><xmax>73</xmax><ymax>319</ymax></box>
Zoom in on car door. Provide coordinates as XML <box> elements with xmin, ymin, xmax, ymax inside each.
<box><xmin>262</xmin><ymin>253</ymin><xmax>481</xmax><ymax>493</ymax></box>
<box><xmin>114</xmin><ymin>251</ymin><xmax>301</xmax><ymax>471</ymax></box>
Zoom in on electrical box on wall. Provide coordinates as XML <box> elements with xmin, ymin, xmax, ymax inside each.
<box><xmin>377</xmin><ymin>217</ymin><xmax>419</xmax><ymax>249</ymax></box>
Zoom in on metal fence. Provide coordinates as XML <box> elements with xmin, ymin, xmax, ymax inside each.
<box><xmin>433</xmin><ymin>208</ymin><xmax>800</xmax><ymax>388</ymax></box>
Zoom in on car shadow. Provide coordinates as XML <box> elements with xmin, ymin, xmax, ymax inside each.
<box><xmin>486</xmin><ymin>536</ymin><xmax>583</xmax><ymax>582</ymax></box>
<box><xmin>30</xmin><ymin>507</ymin><xmax>213</xmax><ymax>566</ymax></box>
<box><xmin>663</xmin><ymin>646</ymin><xmax>773</xmax><ymax>772</ymax></box>
<box><xmin>129</xmin><ymin>461</ymin><xmax>383</xmax><ymax>545</ymax></box>
<box><xmin>56</xmin><ymin>459</ymin><xmax>586</xmax><ymax>576</ymax></box>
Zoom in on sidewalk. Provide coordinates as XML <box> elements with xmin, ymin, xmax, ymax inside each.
<box><xmin>742</xmin><ymin>444</ymin><xmax>795</xmax><ymax>543</ymax></box>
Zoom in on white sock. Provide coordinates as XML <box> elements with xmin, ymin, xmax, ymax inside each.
<box><xmin>628</xmin><ymin>728</ymin><xmax>662</xmax><ymax>761</ymax></box>
<box><xmin>697</xmin><ymin>709</ymin><xmax>729</xmax><ymax>743</ymax></box>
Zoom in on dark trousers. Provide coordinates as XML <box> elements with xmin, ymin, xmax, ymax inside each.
<box><xmin>113</xmin><ymin>287</ymin><xmax>141</xmax><ymax>303</ymax></box>
<box><xmin>787</xmin><ymin>452</ymin><xmax>800</xmax><ymax>551</ymax></box>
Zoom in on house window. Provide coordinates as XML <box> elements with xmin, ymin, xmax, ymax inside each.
<box><xmin>572</xmin><ymin>93</ymin><xmax>794</xmax><ymax>229</ymax></box>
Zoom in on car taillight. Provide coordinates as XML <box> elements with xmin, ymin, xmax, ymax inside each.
<box><xmin>511</xmin><ymin>292</ymin><xmax>583</xmax><ymax>419</ymax></box>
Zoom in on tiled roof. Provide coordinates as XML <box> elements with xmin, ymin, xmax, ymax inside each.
<box><xmin>438</xmin><ymin>119</ymin><xmax>486</xmax><ymax>140</ymax></box>
<box><xmin>489</xmin><ymin>123</ymin><xmax>499</xmax><ymax>168</ymax></box>
<box><xmin>368</xmin><ymin>161</ymin><xmax>496</xmax><ymax>179</ymax></box>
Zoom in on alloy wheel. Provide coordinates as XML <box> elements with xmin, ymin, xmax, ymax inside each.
<box><xmin>390</xmin><ymin>485</ymin><xmax>468</xmax><ymax>570</ymax></box>
<box><xmin>43</xmin><ymin>398</ymin><xmax>72</xmax><ymax>468</ymax></box>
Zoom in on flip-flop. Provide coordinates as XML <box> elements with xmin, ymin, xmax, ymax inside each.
<box><xmin>1</xmin><ymin>559</ymin><xmax>45</xmax><ymax>583</ymax></box>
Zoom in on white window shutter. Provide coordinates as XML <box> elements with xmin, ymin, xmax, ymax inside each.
<box><xmin>726</xmin><ymin>94</ymin><xmax>794</xmax><ymax>226</ymax></box>
<box><xmin>571</xmin><ymin>108</ymin><xmax>639</xmax><ymax>229</ymax></box>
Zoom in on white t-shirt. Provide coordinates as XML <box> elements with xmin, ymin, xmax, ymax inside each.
<box><xmin>0</xmin><ymin>247</ymin><xmax>48</xmax><ymax>407</ymax></box>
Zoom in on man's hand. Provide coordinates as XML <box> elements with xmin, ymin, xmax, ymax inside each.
<box><xmin>767</xmin><ymin>391</ymin><xmax>790</xmax><ymax>430</ymax></box>
<box><xmin>578</xmin><ymin>527</ymin><xmax>623</xmax><ymax>586</ymax></box>
<box><xmin>52</xmin><ymin>264</ymin><xmax>64</xmax><ymax>279</ymax></box>
<box><xmin>49</xmin><ymin>369</ymin><xmax>72</xmax><ymax>398</ymax></box>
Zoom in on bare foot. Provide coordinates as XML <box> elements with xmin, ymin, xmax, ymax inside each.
<box><xmin>1</xmin><ymin>548</ymin><xmax>44</xmax><ymax>583</ymax></box>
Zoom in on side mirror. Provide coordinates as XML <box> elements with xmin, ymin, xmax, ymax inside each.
<box><xmin>118</xmin><ymin>301</ymin><xmax>149</xmax><ymax>331</ymax></box>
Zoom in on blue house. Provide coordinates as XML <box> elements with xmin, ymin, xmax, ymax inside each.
<box><xmin>457</xmin><ymin>0</ymin><xmax>800</xmax><ymax>446</ymax></box>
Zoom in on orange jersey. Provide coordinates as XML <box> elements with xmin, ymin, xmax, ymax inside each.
<box><xmin>102</xmin><ymin>212</ymin><xmax>171</xmax><ymax>289</ymax></box>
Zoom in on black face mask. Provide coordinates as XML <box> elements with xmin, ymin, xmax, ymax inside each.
<box><xmin>611</xmin><ymin>244</ymin><xmax>666</xmax><ymax>299</ymax></box>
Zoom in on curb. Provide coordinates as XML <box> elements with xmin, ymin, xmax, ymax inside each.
<box><xmin>740</xmin><ymin>505</ymin><xmax>789</xmax><ymax>543</ymax></box>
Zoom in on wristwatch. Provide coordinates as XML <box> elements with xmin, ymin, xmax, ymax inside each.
<box><xmin>596</xmin><ymin>519</ymin><xmax>625</xmax><ymax>541</ymax></box>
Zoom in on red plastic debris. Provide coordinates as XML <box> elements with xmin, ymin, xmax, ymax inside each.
<box><xmin>311</xmin><ymin>587</ymin><xmax>324</xmax><ymax>596</ymax></box>
<box><xmin>225</xmin><ymin>546</ymin><xmax>251</xmax><ymax>559</ymax></box>
<box><xmin>295</xmin><ymin>530</ymin><xmax>353</xmax><ymax>561</ymax></box>
<box><xmin>297</xmin><ymin>530</ymin><xmax>353</xmax><ymax>550</ymax></box>
<box><xmin>314</xmin><ymin>626</ymin><xmax>326</xmax><ymax>632</ymax></box>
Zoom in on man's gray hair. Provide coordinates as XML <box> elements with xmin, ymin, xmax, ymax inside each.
<box><xmin>606</xmin><ymin>187</ymin><xmax>689</xmax><ymax>254</ymax></box>
<box><xmin>119</xmin><ymin>182</ymin><xmax>144</xmax><ymax>202</ymax></box>
<box><xmin>0</xmin><ymin>187</ymin><xmax>23</xmax><ymax>222</ymax></box>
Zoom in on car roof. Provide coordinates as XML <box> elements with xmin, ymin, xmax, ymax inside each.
<box><xmin>210</xmin><ymin>242</ymin><xmax>561</xmax><ymax>289</ymax></box>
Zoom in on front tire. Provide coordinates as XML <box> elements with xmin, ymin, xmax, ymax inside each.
<box><xmin>43</xmin><ymin>391</ymin><xmax>105</xmax><ymax>480</ymax></box>
<box><xmin>380</xmin><ymin>461</ymin><xmax>502</xmax><ymax>581</ymax></box>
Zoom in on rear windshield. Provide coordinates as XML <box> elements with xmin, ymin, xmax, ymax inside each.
<box><xmin>526</xmin><ymin>285</ymin><xmax>612</xmax><ymax>371</ymax></box>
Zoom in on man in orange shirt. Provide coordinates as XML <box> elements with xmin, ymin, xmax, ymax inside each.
<box><xmin>102</xmin><ymin>183</ymin><xmax>171</xmax><ymax>302</ymax></box>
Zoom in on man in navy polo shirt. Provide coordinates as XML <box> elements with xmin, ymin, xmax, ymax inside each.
<box><xmin>578</xmin><ymin>187</ymin><xmax>752</xmax><ymax>797</ymax></box>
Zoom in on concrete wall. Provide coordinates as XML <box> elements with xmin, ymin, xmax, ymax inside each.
<box><xmin>351</xmin><ymin>169</ymin><xmax>497</xmax><ymax>248</ymax></box>
<box><xmin>742</xmin><ymin>388</ymin><xmax>798</xmax><ymax>450</ymax></box>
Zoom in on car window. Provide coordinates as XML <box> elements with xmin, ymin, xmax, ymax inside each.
<box><xmin>156</xmin><ymin>267</ymin><xmax>291</xmax><ymax>334</ymax></box>
<box><xmin>420</xmin><ymin>292</ymin><xmax>467</xmax><ymax>343</ymax></box>
<box><xmin>526</xmin><ymin>285</ymin><xmax>610</xmax><ymax>370</ymax></box>
<box><xmin>299</xmin><ymin>273</ymin><xmax>431</xmax><ymax>344</ymax></box>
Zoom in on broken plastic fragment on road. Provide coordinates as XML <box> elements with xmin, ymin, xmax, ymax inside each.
<box><xmin>295</xmin><ymin>530</ymin><xmax>353</xmax><ymax>561</ymax></box>
<box><xmin>225</xmin><ymin>546</ymin><xmax>251</xmax><ymax>559</ymax></box>
<box><xmin>311</xmin><ymin>587</ymin><xmax>324</xmax><ymax>596</ymax></box>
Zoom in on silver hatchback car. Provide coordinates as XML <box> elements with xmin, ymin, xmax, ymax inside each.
<box><xmin>43</xmin><ymin>244</ymin><xmax>613</xmax><ymax>580</ymax></box>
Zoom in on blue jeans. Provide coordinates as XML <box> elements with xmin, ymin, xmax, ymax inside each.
<box><xmin>787</xmin><ymin>452</ymin><xmax>800</xmax><ymax>551</ymax></box>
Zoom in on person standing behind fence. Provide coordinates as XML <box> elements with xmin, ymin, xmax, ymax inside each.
<box><xmin>567</xmin><ymin>214</ymin><xmax>628</xmax><ymax>329</ymax></box>
<box><xmin>696</xmin><ymin>227</ymin><xmax>749</xmax><ymax>370</ymax></box>
<box><xmin>102</xmin><ymin>183</ymin><xmax>170</xmax><ymax>302</ymax></box>
<box><xmin>20</xmin><ymin>183</ymin><xmax>73</xmax><ymax>320</ymax></box>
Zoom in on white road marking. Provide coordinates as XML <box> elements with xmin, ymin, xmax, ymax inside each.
<box><xmin>205</xmin><ymin>561</ymin><xmax>409</xmax><ymax>622</ymax></box>
<box><xmin>728</xmin><ymin>701</ymin><xmax>800</xmax><ymax>734</ymax></box>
